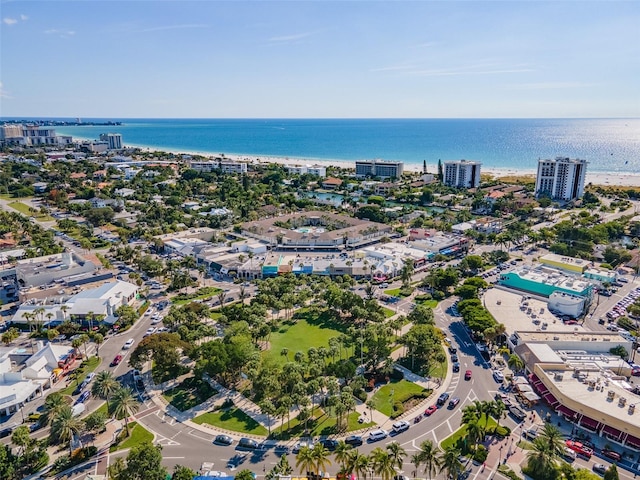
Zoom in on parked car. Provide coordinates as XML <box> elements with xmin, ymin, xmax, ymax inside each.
<box><xmin>111</xmin><ymin>354</ymin><xmax>123</xmax><ymax>366</ymax></box>
<box><xmin>592</xmin><ymin>464</ymin><xmax>607</xmax><ymax>475</ymax></box>
<box><xmin>452</xmin><ymin>362</ymin><xmax>460</xmax><ymax>373</ymax></box>
<box><xmin>493</xmin><ymin>370</ymin><xmax>505</xmax><ymax>382</ymax></box>
<box><xmin>424</xmin><ymin>405</ymin><xmax>438</xmax><ymax>416</ymax></box>
<box><xmin>523</xmin><ymin>428</ymin><xmax>538</xmax><ymax>440</ymax></box>
<box><xmin>76</xmin><ymin>391</ymin><xmax>91</xmax><ymax>404</ymax></box>
<box><xmin>321</xmin><ymin>439</ymin><xmax>339</xmax><ymax>451</ymax></box>
<box><xmin>561</xmin><ymin>447</ymin><xmax>577</xmax><ymax>461</ymax></box>
<box><xmin>392</xmin><ymin>420</ymin><xmax>410</xmax><ymax>433</ymax></box>
<box><xmin>602</xmin><ymin>449</ymin><xmax>621</xmax><ymax>462</ymax></box>
<box><xmin>237</xmin><ymin>438</ymin><xmax>260</xmax><ymax>450</ymax></box>
<box><xmin>448</xmin><ymin>346</ymin><xmax>457</xmax><ymax>354</ymax></box>
<box><xmin>368</xmin><ymin>429</ymin><xmax>388</xmax><ymax>442</ymax></box>
<box><xmin>509</xmin><ymin>406</ymin><xmax>527</xmax><ymax>422</ymax></box>
<box><xmin>345</xmin><ymin>435</ymin><xmax>363</xmax><ymax>446</ymax></box>
<box><xmin>437</xmin><ymin>392</ymin><xmax>450</xmax><ymax>406</ymax></box>
<box><xmin>214</xmin><ymin>434</ymin><xmax>233</xmax><ymax>446</ymax></box>
<box><xmin>447</xmin><ymin>397</ymin><xmax>461</xmax><ymax>409</ymax></box>
<box><xmin>451</xmin><ymin>354</ymin><xmax>459</xmax><ymax>363</ymax></box>
<box><xmin>293</xmin><ymin>441</ymin><xmax>314</xmax><ymax>453</ymax></box>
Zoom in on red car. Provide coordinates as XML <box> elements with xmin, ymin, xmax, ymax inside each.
<box><xmin>464</xmin><ymin>370</ymin><xmax>472</xmax><ymax>380</ymax></box>
<box><xmin>424</xmin><ymin>405</ymin><xmax>438</xmax><ymax>416</ymax></box>
<box><xmin>111</xmin><ymin>354</ymin><xmax>123</xmax><ymax>367</ymax></box>
<box><xmin>565</xmin><ymin>440</ymin><xmax>593</xmax><ymax>459</ymax></box>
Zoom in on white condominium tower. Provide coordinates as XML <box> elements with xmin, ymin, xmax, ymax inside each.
<box><xmin>535</xmin><ymin>157</ymin><xmax>588</xmax><ymax>201</ymax></box>
<box><xmin>443</xmin><ymin>160</ymin><xmax>481</xmax><ymax>188</ymax></box>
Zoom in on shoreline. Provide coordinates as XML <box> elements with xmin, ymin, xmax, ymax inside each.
<box><xmin>74</xmin><ymin>135</ymin><xmax>640</xmax><ymax>187</ymax></box>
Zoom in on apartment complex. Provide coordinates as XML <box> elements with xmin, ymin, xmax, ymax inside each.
<box><xmin>355</xmin><ymin>160</ymin><xmax>404</xmax><ymax>179</ymax></box>
<box><xmin>188</xmin><ymin>158</ymin><xmax>248</xmax><ymax>174</ymax></box>
<box><xmin>285</xmin><ymin>164</ymin><xmax>327</xmax><ymax>177</ymax></box>
<box><xmin>0</xmin><ymin>124</ymin><xmax>72</xmax><ymax>146</ymax></box>
<box><xmin>99</xmin><ymin>133</ymin><xmax>123</xmax><ymax>149</ymax></box>
<box><xmin>443</xmin><ymin>160</ymin><xmax>481</xmax><ymax>188</ymax></box>
<box><xmin>535</xmin><ymin>157</ymin><xmax>588</xmax><ymax>201</ymax></box>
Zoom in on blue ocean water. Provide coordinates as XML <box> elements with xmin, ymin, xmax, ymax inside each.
<box><xmin>25</xmin><ymin>118</ymin><xmax>640</xmax><ymax>174</ymax></box>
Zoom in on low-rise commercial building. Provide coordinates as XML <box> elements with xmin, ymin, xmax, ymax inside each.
<box><xmin>539</xmin><ymin>253</ymin><xmax>591</xmax><ymax>274</ymax></box>
<box><xmin>499</xmin><ymin>267</ymin><xmax>595</xmax><ymax>300</ymax></box>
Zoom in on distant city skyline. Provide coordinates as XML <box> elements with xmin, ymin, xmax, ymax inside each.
<box><xmin>1</xmin><ymin>1</ymin><xmax>639</xmax><ymax>119</ymax></box>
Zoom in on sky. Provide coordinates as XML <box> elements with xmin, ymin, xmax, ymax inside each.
<box><xmin>1</xmin><ymin>0</ymin><xmax>639</xmax><ymax>118</ymax></box>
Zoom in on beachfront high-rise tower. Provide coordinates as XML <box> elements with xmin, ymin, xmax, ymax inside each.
<box><xmin>99</xmin><ymin>133</ymin><xmax>123</xmax><ymax>150</ymax></box>
<box><xmin>535</xmin><ymin>157</ymin><xmax>588</xmax><ymax>201</ymax></box>
<box><xmin>355</xmin><ymin>159</ymin><xmax>404</xmax><ymax>179</ymax></box>
<box><xmin>443</xmin><ymin>160</ymin><xmax>481</xmax><ymax>188</ymax></box>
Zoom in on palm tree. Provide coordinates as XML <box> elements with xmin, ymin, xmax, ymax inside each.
<box><xmin>418</xmin><ymin>440</ymin><xmax>440</xmax><ymax>480</ymax></box>
<box><xmin>538</xmin><ymin>423</ymin><xmax>565</xmax><ymax>457</ymax></box>
<box><xmin>370</xmin><ymin>447</ymin><xmax>396</xmax><ymax>480</ymax></box>
<box><xmin>490</xmin><ymin>400</ymin><xmax>507</xmax><ymax>430</ymax></box>
<box><xmin>347</xmin><ymin>450</ymin><xmax>371</xmax><ymax>480</ymax></box>
<box><xmin>92</xmin><ymin>371</ymin><xmax>120</xmax><ymax>411</ymax></box>
<box><xmin>461</xmin><ymin>403</ymin><xmax>481</xmax><ymax>426</ymax></box>
<box><xmin>410</xmin><ymin>453</ymin><xmax>422</xmax><ymax>478</ymax></box>
<box><xmin>507</xmin><ymin>353</ymin><xmax>525</xmax><ymax>374</ymax></box>
<box><xmin>50</xmin><ymin>405</ymin><xmax>84</xmax><ymax>454</ymax></box>
<box><xmin>438</xmin><ymin>445</ymin><xmax>463</xmax><ymax>480</ymax></box>
<box><xmin>334</xmin><ymin>441</ymin><xmax>351</xmax><ymax>471</ymax></box>
<box><xmin>526</xmin><ymin>438</ymin><xmax>557</xmax><ymax>478</ymax></box>
<box><xmin>311</xmin><ymin>443</ymin><xmax>332</xmax><ymax>475</ymax></box>
<box><xmin>41</xmin><ymin>391</ymin><xmax>67</xmax><ymax>427</ymax></box>
<box><xmin>111</xmin><ymin>387</ymin><xmax>140</xmax><ymax>435</ymax></box>
<box><xmin>466</xmin><ymin>420</ymin><xmax>485</xmax><ymax>453</ymax></box>
<box><xmin>296</xmin><ymin>446</ymin><xmax>316</xmax><ymax>475</ymax></box>
<box><xmin>400</xmin><ymin>258</ymin><xmax>415</xmax><ymax>289</ymax></box>
<box><xmin>386</xmin><ymin>442</ymin><xmax>406</xmax><ymax>470</ymax></box>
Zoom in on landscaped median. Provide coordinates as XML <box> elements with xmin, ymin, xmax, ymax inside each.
<box><xmin>440</xmin><ymin>414</ymin><xmax>510</xmax><ymax>463</ymax></box>
<box><xmin>162</xmin><ymin>376</ymin><xmax>218</xmax><ymax>412</ymax></box>
<box><xmin>192</xmin><ymin>400</ymin><xmax>268</xmax><ymax>436</ymax></box>
<box><xmin>171</xmin><ymin>286</ymin><xmax>223</xmax><ymax>306</ymax></box>
<box><xmin>369</xmin><ymin>378</ymin><xmax>431</xmax><ymax>418</ymax></box>
<box><xmin>110</xmin><ymin>422</ymin><xmax>154</xmax><ymax>452</ymax></box>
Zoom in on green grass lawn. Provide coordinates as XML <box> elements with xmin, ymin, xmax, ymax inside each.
<box><xmin>265</xmin><ymin>309</ymin><xmax>348</xmax><ymax>365</ymax></box>
<box><xmin>110</xmin><ymin>422</ymin><xmax>154</xmax><ymax>452</ymax></box>
<box><xmin>192</xmin><ymin>406</ymin><xmax>268</xmax><ymax>436</ymax></box>
<box><xmin>381</xmin><ymin>307</ymin><xmax>395</xmax><ymax>318</ymax></box>
<box><xmin>370</xmin><ymin>379</ymin><xmax>429</xmax><ymax>417</ymax></box>
<box><xmin>384</xmin><ymin>288</ymin><xmax>403</xmax><ymax>296</ymax></box>
<box><xmin>171</xmin><ymin>287</ymin><xmax>223</xmax><ymax>306</ymax></box>
<box><xmin>162</xmin><ymin>376</ymin><xmax>218</xmax><ymax>412</ymax></box>
<box><xmin>430</xmin><ymin>345</ymin><xmax>448</xmax><ymax>379</ymax></box>
<box><xmin>440</xmin><ymin>414</ymin><xmax>498</xmax><ymax>452</ymax></box>
<box><xmin>415</xmin><ymin>299</ymin><xmax>438</xmax><ymax>308</ymax></box>
<box><xmin>59</xmin><ymin>357</ymin><xmax>101</xmax><ymax>396</ymax></box>
<box><xmin>269</xmin><ymin>407</ymin><xmax>374</xmax><ymax>440</ymax></box>
<box><xmin>8</xmin><ymin>201</ymin><xmax>54</xmax><ymax>221</ymax></box>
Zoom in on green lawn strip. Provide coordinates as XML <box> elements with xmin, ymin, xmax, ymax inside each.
<box><xmin>264</xmin><ymin>309</ymin><xmax>347</xmax><ymax>365</ymax></box>
<box><xmin>370</xmin><ymin>379</ymin><xmax>429</xmax><ymax>417</ymax></box>
<box><xmin>440</xmin><ymin>414</ymin><xmax>498</xmax><ymax>453</ymax></box>
<box><xmin>110</xmin><ymin>422</ymin><xmax>154</xmax><ymax>452</ymax></box>
<box><xmin>172</xmin><ymin>287</ymin><xmax>223</xmax><ymax>306</ymax></box>
<box><xmin>270</xmin><ymin>408</ymin><xmax>374</xmax><ymax>440</ymax></box>
<box><xmin>381</xmin><ymin>307</ymin><xmax>395</xmax><ymax>318</ymax></box>
<box><xmin>416</xmin><ymin>299</ymin><xmax>438</xmax><ymax>308</ymax></box>
<box><xmin>7</xmin><ymin>201</ymin><xmax>54</xmax><ymax>221</ymax></box>
<box><xmin>429</xmin><ymin>345</ymin><xmax>448</xmax><ymax>379</ymax></box>
<box><xmin>192</xmin><ymin>407</ymin><xmax>268</xmax><ymax>436</ymax></box>
<box><xmin>384</xmin><ymin>288</ymin><xmax>403</xmax><ymax>297</ymax></box>
<box><xmin>58</xmin><ymin>357</ymin><xmax>101</xmax><ymax>396</ymax></box>
<box><xmin>162</xmin><ymin>377</ymin><xmax>218</xmax><ymax>412</ymax></box>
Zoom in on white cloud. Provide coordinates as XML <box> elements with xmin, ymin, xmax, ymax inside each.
<box><xmin>508</xmin><ymin>81</ymin><xmax>595</xmax><ymax>90</ymax></box>
<box><xmin>140</xmin><ymin>24</ymin><xmax>208</xmax><ymax>33</ymax></box>
<box><xmin>268</xmin><ymin>30</ymin><xmax>321</xmax><ymax>43</ymax></box>
<box><xmin>44</xmin><ymin>29</ymin><xmax>76</xmax><ymax>38</ymax></box>
<box><xmin>3</xmin><ymin>18</ymin><xmax>18</xmax><ymax>25</ymax></box>
<box><xmin>20</xmin><ymin>14</ymin><xmax>28</xmax><ymax>21</ymax></box>
<box><xmin>0</xmin><ymin>82</ymin><xmax>11</xmax><ymax>99</ymax></box>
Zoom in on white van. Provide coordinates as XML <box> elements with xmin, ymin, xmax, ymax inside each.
<box><xmin>71</xmin><ymin>403</ymin><xmax>86</xmax><ymax>418</ymax></box>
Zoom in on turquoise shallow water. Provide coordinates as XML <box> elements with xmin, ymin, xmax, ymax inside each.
<box><xmin>11</xmin><ymin>117</ymin><xmax>640</xmax><ymax>174</ymax></box>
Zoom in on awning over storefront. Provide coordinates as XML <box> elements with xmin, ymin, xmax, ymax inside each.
<box><xmin>543</xmin><ymin>393</ymin><xmax>559</xmax><ymax>406</ymax></box>
<box><xmin>626</xmin><ymin>434</ymin><xmax>640</xmax><ymax>450</ymax></box>
<box><xmin>579</xmin><ymin>416</ymin><xmax>600</xmax><ymax>431</ymax></box>
<box><xmin>557</xmin><ymin>405</ymin><xmax>577</xmax><ymax>419</ymax></box>
<box><xmin>602</xmin><ymin>425</ymin><xmax>623</xmax><ymax>440</ymax></box>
